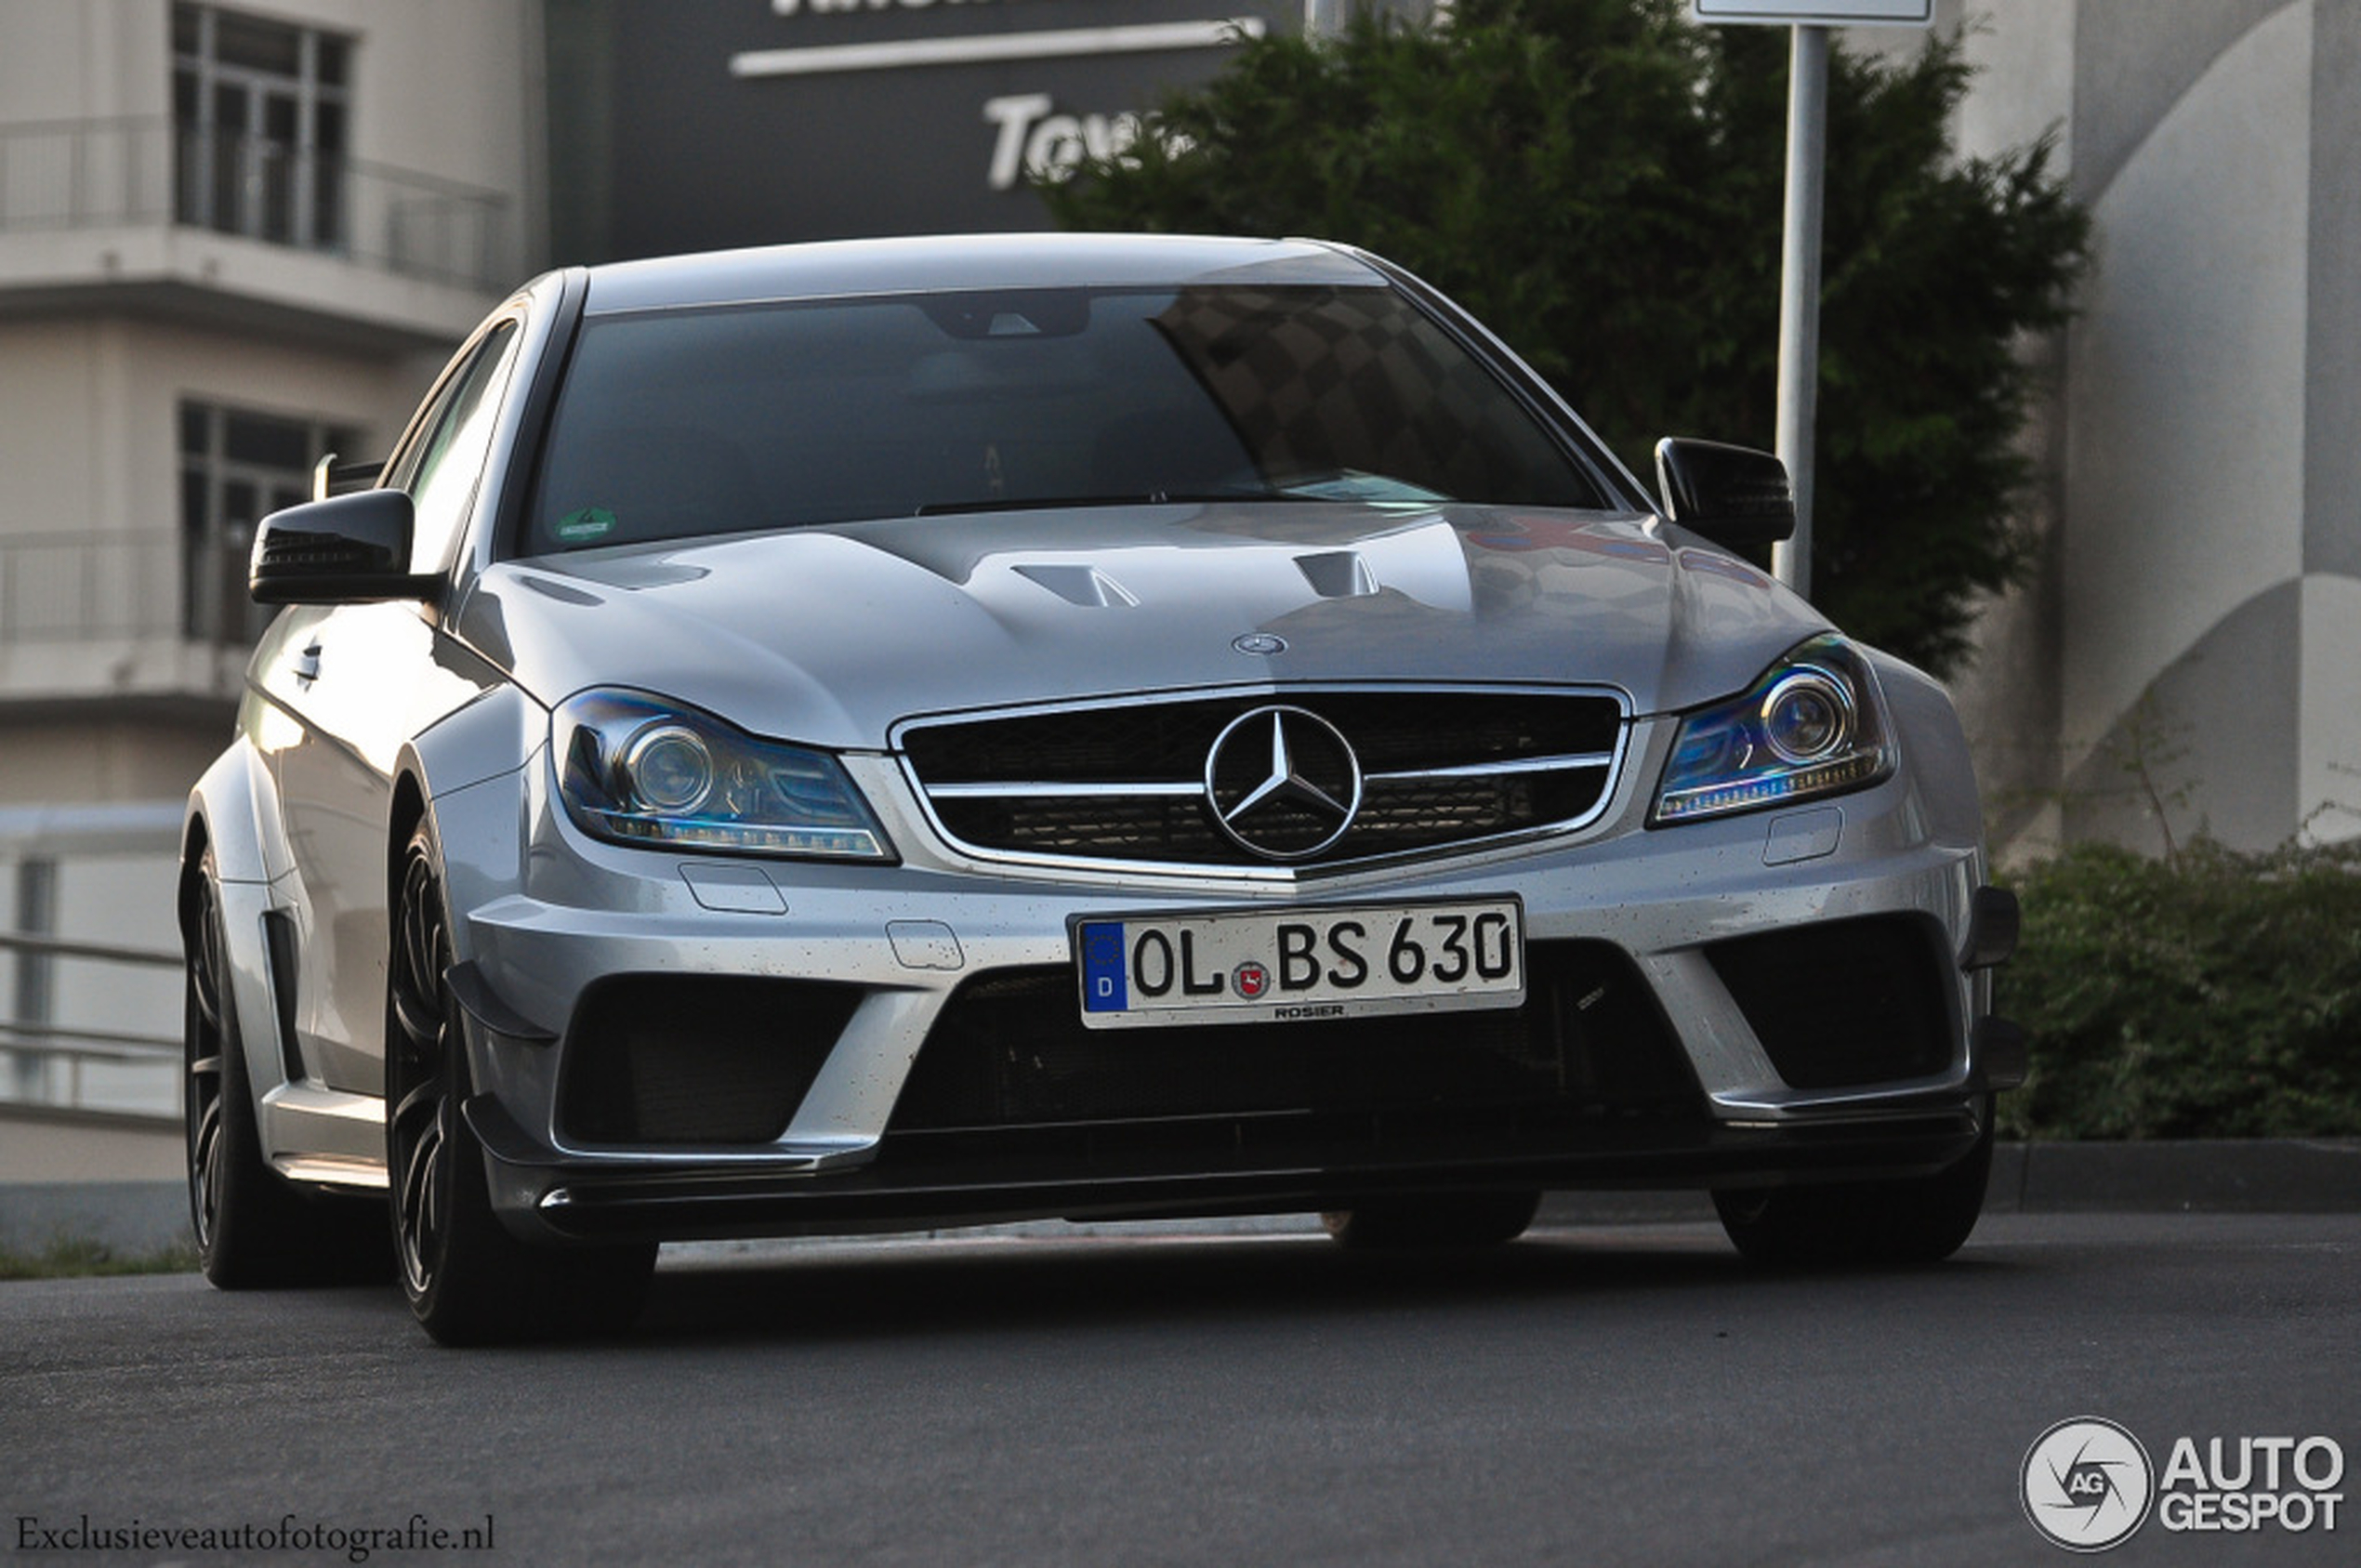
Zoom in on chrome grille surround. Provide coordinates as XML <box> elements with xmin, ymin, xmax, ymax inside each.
<box><xmin>893</xmin><ymin>684</ymin><xmax>1632</xmax><ymax>877</ymax></box>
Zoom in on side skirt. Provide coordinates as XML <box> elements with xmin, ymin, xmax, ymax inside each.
<box><xmin>261</xmin><ymin>1082</ymin><xmax>389</xmax><ymax>1192</ymax></box>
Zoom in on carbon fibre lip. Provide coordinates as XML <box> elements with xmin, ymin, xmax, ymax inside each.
<box><xmin>467</xmin><ymin>1094</ymin><xmax>1985</xmax><ymax>1245</ymax></box>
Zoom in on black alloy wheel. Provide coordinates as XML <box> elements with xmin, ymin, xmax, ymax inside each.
<box><xmin>184</xmin><ymin>848</ymin><xmax>376</xmax><ymax>1285</ymax></box>
<box><xmin>388</xmin><ymin>821</ymin><xmax>653</xmax><ymax>1345</ymax></box>
<box><xmin>1712</xmin><ymin>1100</ymin><xmax>1996</xmax><ymax>1268</ymax></box>
<box><xmin>184</xmin><ymin>859</ymin><xmax>235</xmax><ymax>1262</ymax></box>
<box><xmin>387</xmin><ymin>837</ymin><xmax>457</xmax><ymax>1305</ymax></box>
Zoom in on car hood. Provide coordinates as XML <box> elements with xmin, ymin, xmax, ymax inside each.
<box><xmin>462</xmin><ymin>502</ymin><xmax>1831</xmax><ymax>750</ymax></box>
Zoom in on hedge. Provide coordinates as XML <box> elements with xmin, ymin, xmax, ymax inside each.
<box><xmin>1998</xmin><ymin>840</ymin><xmax>2361</xmax><ymax>1140</ymax></box>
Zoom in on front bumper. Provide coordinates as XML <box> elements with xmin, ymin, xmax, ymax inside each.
<box><xmin>431</xmin><ymin>728</ymin><xmax>2009</xmax><ymax>1247</ymax></box>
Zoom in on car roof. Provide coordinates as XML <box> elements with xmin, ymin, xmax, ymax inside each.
<box><xmin>577</xmin><ymin>232</ymin><xmax>1387</xmax><ymax>315</ymax></box>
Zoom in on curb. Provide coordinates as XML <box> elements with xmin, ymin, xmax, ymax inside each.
<box><xmin>1529</xmin><ymin>1139</ymin><xmax>2361</xmax><ymax>1228</ymax></box>
<box><xmin>1982</xmin><ymin>1138</ymin><xmax>2361</xmax><ymax>1216</ymax></box>
<box><xmin>6</xmin><ymin>1141</ymin><xmax>2358</xmax><ymax>1256</ymax></box>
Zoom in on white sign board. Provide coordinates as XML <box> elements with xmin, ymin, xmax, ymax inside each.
<box><xmin>1693</xmin><ymin>1</ymin><xmax>1933</xmax><ymax>24</ymax></box>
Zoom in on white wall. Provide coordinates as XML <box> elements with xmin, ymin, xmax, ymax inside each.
<box><xmin>2060</xmin><ymin>5</ymin><xmax>2310</xmax><ymax>832</ymax></box>
<box><xmin>328</xmin><ymin>0</ymin><xmax>546</xmax><ymax>267</ymax></box>
<box><xmin>0</xmin><ymin>0</ymin><xmax>173</xmax><ymax>124</ymax></box>
<box><xmin>1944</xmin><ymin>0</ymin><xmax>2361</xmax><ymax>852</ymax></box>
<box><xmin>0</xmin><ymin>0</ymin><xmax>541</xmax><ymax>218</ymax></box>
<box><xmin>0</xmin><ymin>313</ymin><xmax>442</xmax><ymax>551</ymax></box>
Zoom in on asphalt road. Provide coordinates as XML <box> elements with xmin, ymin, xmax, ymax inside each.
<box><xmin>4</xmin><ymin>1213</ymin><xmax>2355</xmax><ymax>1568</ymax></box>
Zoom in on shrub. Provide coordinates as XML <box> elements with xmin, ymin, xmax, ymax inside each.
<box><xmin>1999</xmin><ymin>839</ymin><xmax>2361</xmax><ymax>1139</ymax></box>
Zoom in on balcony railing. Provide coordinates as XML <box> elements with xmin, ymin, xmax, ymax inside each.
<box><xmin>0</xmin><ymin>530</ymin><xmax>265</xmax><ymax>650</ymax></box>
<box><xmin>0</xmin><ymin>931</ymin><xmax>181</xmax><ymax>1124</ymax></box>
<box><xmin>0</xmin><ymin>115</ymin><xmax>512</xmax><ymax>293</ymax></box>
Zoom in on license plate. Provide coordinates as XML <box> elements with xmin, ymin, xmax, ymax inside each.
<box><xmin>1073</xmin><ymin>897</ymin><xmax>1525</xmax><ymax>1029</ymax></box>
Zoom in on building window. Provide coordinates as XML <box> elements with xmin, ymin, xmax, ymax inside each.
<box><xmin>171</xmin><ymin>3</ymin><xmax>351</xmax><ymax>252</ymax></box>
<box><xmin>178</xmin><ymin>402</ymin><xmax>359</xmax><ymax>645</ymax></box>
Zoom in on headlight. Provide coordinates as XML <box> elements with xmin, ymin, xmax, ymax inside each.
<box><xmin>554</xmin><ymin>690</ymin><xmax>894</xmax><ymax>861</ymax></box>
<box><xmin>1652</xmin><ymin>635</ymin><xmax>1896</xmax><ymax>824</ymax></box>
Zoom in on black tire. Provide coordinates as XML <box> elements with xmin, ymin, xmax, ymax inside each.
<box><xmin>184</xmin><ymin>850</ymin><xmax>382</xmax><ymax>1287</ymax></box>
<box><xmin>1713</xmin><ymin>1105</ymin><xmax>1995</xmax><ymax>1268</ymax></box>
<box><xmin>1321</xmin><ymin>1190</ymin><xmax>1542</xmax><ymax>1251</ymax></box>
<box><xmin>388</xmin><ymin>821</ymin><xmax>653</xmax><ymax>1346</ymax></box>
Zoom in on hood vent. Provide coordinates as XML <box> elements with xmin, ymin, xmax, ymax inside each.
<box><xmin>1295</xmin><ymin>550</ymin><xmax>1381</xmax><ymax>600</ymax></box>
<box><xmin>1014</xmin><ymin>563</ymin><xmax>1141</xmax><ymax>608</ymax></box>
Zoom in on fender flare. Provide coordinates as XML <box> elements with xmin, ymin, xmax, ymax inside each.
<box><xmin>1867</xmin><ymin>649</ymin><xmax>1987</xmax><ymax>858</ymax></box>
<box><xmin>179</xmin><ymin>738</ymin><xmax>300</xmax><ymax>1128</ymax></box>
<box><xmin>181</xmin><ymin>741</ymin><xmax>278</xmax><ymax>895</ymax></box>
<box><xmin>391</xmin><ymin>683</ymin><xmax>547</xmax><ymax>961</ymax></box>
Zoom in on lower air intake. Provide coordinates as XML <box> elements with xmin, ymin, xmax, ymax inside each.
<box><xmin>558</xmin><ymin>975</ymin><xmax>860</xmax><ymax>1145</ymax></box>
<box><xmin>1705</xmin><ymin>915</ymin><xmax>1956</xmax><ymax>1090</ymax></box>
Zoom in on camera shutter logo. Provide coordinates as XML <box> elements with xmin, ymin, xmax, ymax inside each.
<box><xmin>2023</xmin><ymin>1416</ymin><xmax>2156</xmax><ymax>1552</ymax></box>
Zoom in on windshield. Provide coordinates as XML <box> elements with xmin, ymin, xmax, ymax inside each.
<box><xmin>521</xmin><ymin>283</ymin><xmax>1611</xmax><ymax>555</ymax></box>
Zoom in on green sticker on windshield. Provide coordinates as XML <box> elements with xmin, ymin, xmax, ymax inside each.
<box><xmin>555</xmin><ymin>506</ymin><xmax>617</xmax><ymax>543</ymax></box>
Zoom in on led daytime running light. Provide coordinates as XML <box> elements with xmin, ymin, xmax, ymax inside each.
<box><xmin>1655</xmin><ymin>751</ymin><xmax>1887</xmax><ymax>822</ymax></box>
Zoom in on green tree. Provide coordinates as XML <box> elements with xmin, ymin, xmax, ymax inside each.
<box><xmin>1043</xmin><ymin>0</ymin><xmax>2088</xmax><ymax>676</ymax></box>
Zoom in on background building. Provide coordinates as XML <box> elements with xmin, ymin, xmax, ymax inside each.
<box><xmin>542</xmin><ymin>0</ymin><xmax>1299</xmax><ymax>259</ymax></box>
<box><xmin>0</xmin><ymin>0</ymin><xmax>542</xmax><ymax>1166</ymax></box>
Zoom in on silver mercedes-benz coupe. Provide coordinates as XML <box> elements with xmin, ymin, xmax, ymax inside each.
<box><xmin>179</xmin><ymin>233</ymin><xmax>2022</xmax><ymax>1343</ymax></box>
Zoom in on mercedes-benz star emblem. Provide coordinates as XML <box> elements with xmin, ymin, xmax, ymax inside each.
<box><xmin>1232</xmin><ymin>633</ymin><xmax>1287</xmax><ymax>656</ymax></box>
<box><xmin>1204</xmin><ymin>705</ymin><xmax>1363</xmax><ymax>860</ymax></box>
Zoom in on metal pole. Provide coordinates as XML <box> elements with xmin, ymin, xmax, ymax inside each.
<box><xmin>1773</xmin><ymin>24</ymin><xmax>1828</xmax><ymax>599</ymax></box>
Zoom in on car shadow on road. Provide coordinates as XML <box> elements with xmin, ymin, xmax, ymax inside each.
<box><xmin>623</xmin><ymin>1222</ymin><xmax>2024</xmax><ymax>1348</ymax></box>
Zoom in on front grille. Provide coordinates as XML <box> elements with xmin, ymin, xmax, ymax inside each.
<box><xmin>888</xmin><ymin>940</ymin><xmax>1699</xmax><ymax>1134</ymax></box>
<box><xmin>900</xmin><ymin>688</ymin><xmax>1626</xmax><ymax>870</ymax></box>
<box><xmin>1705</xmin><ymin>915</ymin><xmax>1956</xmax><ymax>1089</ymax></box>
<box><xmin>558</xmin><ymin>975</ymin><xmax>861</xmax><ymax>1145</ymax></box>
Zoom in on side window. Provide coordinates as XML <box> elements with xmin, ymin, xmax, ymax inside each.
<box><xmin>394</xmin><ymin>321</ymin><xmax>521</xmax><ymax>574</ymax></box>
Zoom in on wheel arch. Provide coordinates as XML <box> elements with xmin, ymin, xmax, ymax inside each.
<box><xmin>386</xmin><ymin>768</ymin><xmax>431</xmax><ymax>916</ymax></box>
<box><xmin>178</xmin><ymin>744</ymin><xmax>282</xmax><ymax>1068</ymax></box>
<box><xmin>178</xmin><ymin>742</ymin><xmax>303</xmax><ymax>1179</ymax></box>
<box><xmin>181</xmin><ymin>743</ymin><xmax>277</xmax><ymax>911</ymax></box>
<box><xmin>177</xmin><ymin>812</ymin><xmax>211</xmax><ymax>950</ymax></box>
<box><xmin>386</xmin><ymin>684</ymin><xmax>545</xmax><ymax>966</ymax></box>
<box><xmin>1867</xmin><ymin>647</ymin><xmax>1988</xmax><ymax>861</ymax></box>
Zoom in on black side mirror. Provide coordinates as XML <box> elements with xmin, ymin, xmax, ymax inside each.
<box><xmin>249</xmin><ymin>489</ymin><xmax>441</xmax><ymax>605</ymax></box>
<box><xmin>1654</xmin><ymin>438</ymin><xmax>1797</xmax><ymax>550</ymax></box>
